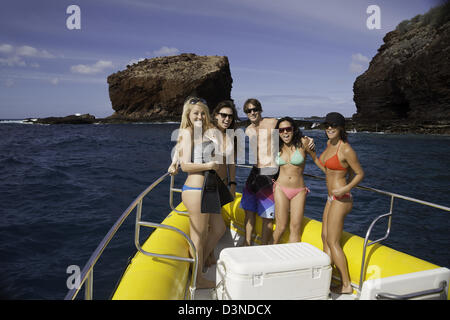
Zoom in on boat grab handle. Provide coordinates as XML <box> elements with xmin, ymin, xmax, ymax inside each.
<box><xmin>376</xmin><ymin>281</ymin><xmax>447</xmax><ymax>300</ymax></box>
<box><xmin>135</xmin><ymin>221</ymin><xmax>196</xmax><ymax>263</ymax></box>
<box><xmin>135</xmin><ymin>199</ymin><xmax>198</xmax><ymax>300</ymax></box>
<box><xmin>358</xmin><ymin>196</ymin><xmax>394</xmax><ymax>293</ymax></box>
<box><xmin>215</xmin><ymin>260</ymin><xmax>231</xmax><ymax>300</ymax></box>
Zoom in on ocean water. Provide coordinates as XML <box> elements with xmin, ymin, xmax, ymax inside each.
<box><xmin>0</xmin><ymin>122</ymin><xmax>449</xmax><ymax>299</ymax></box>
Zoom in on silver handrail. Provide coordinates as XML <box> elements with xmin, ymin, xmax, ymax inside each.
<box><xmin>65</xmin><ymin>172</ymin><xmax>172</xmax><ymax>300</ymax></box>
<box><xmin>308</xmin><ymin>168</ymin><xmax>448</xmax><ymax>297</ymax></box>
<box><xmin>358</xmin><ymin>197</ymin><xmax>394</xmax><ymax>293</ymax></box>
<box><xmin>66</xmin><ymin>164</ymin><xmax>449</xmax><ymax>300</ymax></box>
<box><xmin>169</xmin><ymin>174</ymin><xmax>189</xmax><ymax>215</ymax></box>
<box><xmin>134</xmin><ymin>196</ymin><xmax>198</xmax><ymax>300</ymax></box>
<box><xmin>170</xmin><ymin>163</ymin><xmax>450</xmax><ymax>212</ymax></box>
<box><xmin>309</xmin><ymin>169</ymin><xmax>448</xmax><ymax>297</ymax></box>
<box><xmin>232</xmin><ymin>164</ymin><xmax>450</xmax><ymax>298</ymax></box>
<box><xmin>376</xmin><ymin>281</ymin><xmax>447</xmax><ymax>300</ymax></box>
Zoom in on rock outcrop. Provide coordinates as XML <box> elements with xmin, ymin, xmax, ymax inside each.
<box><xmin>107</xmin><ymin>54</ymin><xmax>233</xmax><ymax>121</ymax></box>
<box><xmin>353</xmin><ymin>3</ymin><xmax>450</xmax><ymax>133</ymax></box>
<box><xmin>31</xmin><ymin>114</ymin><xmax>96</xmax><ymax>124</ymax></box>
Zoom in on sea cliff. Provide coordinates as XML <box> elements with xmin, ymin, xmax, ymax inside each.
<box><xmin>352</xmin><ymin>3</ymin><xmax>450</xmax><ymax>134</ymax></box>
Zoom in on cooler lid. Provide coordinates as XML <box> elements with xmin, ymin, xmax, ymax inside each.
<box><xmin>219</xmin><ymin>242</ymin><xmax>330</xmax><ymax>274</ymax></box>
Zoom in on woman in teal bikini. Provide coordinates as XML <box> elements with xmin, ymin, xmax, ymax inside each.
<box><xmin>272</xmin><ymin>117</ymin><xmax>315</xmax><ymax>244</ymax></box>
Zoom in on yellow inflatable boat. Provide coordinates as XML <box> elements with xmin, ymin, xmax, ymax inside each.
<box><xmin>65</xmin><ymin>172</ymin><xmax>450</xmax><ymax>300</ymax></box>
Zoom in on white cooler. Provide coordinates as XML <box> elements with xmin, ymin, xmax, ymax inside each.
<box><xmin>216</xmin><ymin>242</ymin><xmax>332</xmax><ymax>300</ymax></box>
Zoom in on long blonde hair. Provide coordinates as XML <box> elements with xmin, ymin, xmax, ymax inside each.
<box><xmin>175</xmin><ymin>97</ymin><xmax>213</xmax><ymax>157</ymax></box>
<box><xmin>179</xmin><ymin>96</ymin><xmax>213</xmax><ymax>132</ymax></box>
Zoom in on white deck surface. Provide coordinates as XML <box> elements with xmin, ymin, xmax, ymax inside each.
<box><xmin>194</xmin><ymin>227</ymin><xmax>357</xmax><ymax>300</ymax></box>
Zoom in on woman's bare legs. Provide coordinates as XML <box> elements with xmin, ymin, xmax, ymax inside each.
<box><xmin>288</xmin><ymin>191</ymin><xmax>307</xmax><ymax>243</ymax></box>
<box><xmin>321</xmin><ymin>200</ymin><xmax>332</xmax><ymax>259</ymax></box>
<box><xmin>243</xmin><ymin>210</ymin><xmax>256</xmax><ymax>246</ymax></box>
<box><xmin>272</xmin><ymin>186</ymin><xmax>289</xmax><ymax>244</ymax></box>
<box><xmin>182</xmin><ymin>190</ymin><xmax>215</xmax><ymax>289</ymax></box>
<box><xmin>203</xmin><ymin>213</ymin><xmax>226</xmax><ymax>267</ymax></box>
<box><xmin>261</xmin><ymin>218</ymin><xmax>273</xmax><ymax>245</ymax></box>
<box><xmin>324</xmin><ymin>199</ymin><xmax>353</xmax><ymax>294</ymax></box>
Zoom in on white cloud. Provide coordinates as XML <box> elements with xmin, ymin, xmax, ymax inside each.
<box><xmin>49</xmin><ymin>77</ymin><xmax>59</xmax><ymax>85</ymax></box>
<box><xmin>0</xmin><ymin>44</ymin><xmax>14</xmax><ymax>54</ymax></box>
<box><xmin>349</xmin><ymin>62</ymin><xmax>365</xmax><ymax>73</ymax></box>
<box><xmin>0</xmin><ymin>55</ymin><xmax>27</xmax><ymax>67</ymax></box>
<box><xmin>352</xmin><ymin>53</ymin><xmax>370</xmax><ymax>63</ymax></box>
<box><xmin>0</xmin><ymin>43</ymin><xmax>54</xmax><ymax>69</ymax></box>
<box><xmin>152</xmin><ymin>46</ymin><xmax>180</xmax><ymax>56</ymax></box>
<box><xmin>349</xmin><ymin>53</ymin><xmax>369</xmax><ymax>74</ymax></box>
<box><xmin>16</xmin><ymin>45</ymin><xmax>54</xmax><ymax>58</ymax></box>
<box><xmin>127</xmin><ymin>57</ymin><xmax>145</xmax><ymax>66</ymax></box>
<box><xmin>70</xmin><ymin>60</ymin><xmax>114</xmax><ymax>74</ymax></box>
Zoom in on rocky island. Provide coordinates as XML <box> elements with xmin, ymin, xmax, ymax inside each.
<box><xmin>30</xmin><ymin>54</ymin><xmax>233</xmax><ymax>124</ymax></box>
<box><xmin>106</xmin><ymin>53</ymin><xmax>232</xmax><ymax>122</ymax></box>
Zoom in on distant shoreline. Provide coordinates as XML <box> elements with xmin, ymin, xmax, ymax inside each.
<box><xmin>2</xmin><ymin>115</ymin><xmax>449</xmax><ymax>135</ymax></box>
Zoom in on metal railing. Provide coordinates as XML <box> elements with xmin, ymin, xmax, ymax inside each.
<box><xmin>64</xmin><ymin>172</ymin><xmax>198</xmax><ymax>300</ymax></box>
<box><xmin>304</xmin><ymin>169</ymin><xmax>449</xmax><ymax>298</ymax></box>
<box><xmin>347</xmin><ymin>182</ymin><xmax>449</xmax><ymax>296</ymax></box>
<box><xmin>307</xmin><ymin>168</ymin><xmax>448</xmax><ymax>298</ymax></box>
<box><xmin>65</xmin><ymin>164</ymin><xmax>449</xmax><ymax>300</ymax></box>
<box><xmin>169</xmin><ymin>174</ymin><xmax>189</xmax><ymax>215</ymax></box>
<box><xmin>171</xmin><ymin>164</ymin><xmax>449</xmax><ymax>298</ymax></box>
<box><xmin>376</xmin><ymin>281</ymin><xmax>447</xmax><ymax>300</ymax></box>
<box><xmin>134</xmin><ymin>191</ymin><xmax>198</xmax><ymax>300</ymax></box>
<box><xmin>216</xmin><ymin>165</ymin><xmax>450</xmax><ymax>299</ymax></box>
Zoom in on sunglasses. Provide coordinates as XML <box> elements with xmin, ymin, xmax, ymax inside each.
<box><xmin>279</xmin><ymin>126</ymin><xmax>293</xmax><ymax>133</ymax></box>
<box><xmin>187</xmin><ymin>97</ymin><xmax>207</xmax><ymax>105</ymax></box>
<box><xmin>246</xmin><ymin>108</ymin><xmax>260</xmax><ymax>114</ymax></box>
<box><xmin>218</xmin><ymin>112</ymin><xmax>234</xmax><ymax>119</ymax></box>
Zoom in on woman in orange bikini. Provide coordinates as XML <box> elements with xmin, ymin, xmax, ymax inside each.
<box><xmin>310</xmin><ymin>112</ymin><xmax>364</xmax><ymax>294</ymax></box>
<box><xmin>272</xmin><ymin>117</ymin><xmax>315</xmax><ymax>244</ymax></box>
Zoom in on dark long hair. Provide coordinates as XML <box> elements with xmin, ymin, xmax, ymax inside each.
<box><xmin>212</xmin><ymin>100</ymin><xmax>238</xmax><ymax>130</ymax></box>
<box><xmin>337</xmin><ymin>127</ymin><xmax>348</xmax><ymax>142</ymax></box>
<box><xmin>275</xmin><ymin>117</ymin><xmax>303</xmax><ymax>152</ymax></box>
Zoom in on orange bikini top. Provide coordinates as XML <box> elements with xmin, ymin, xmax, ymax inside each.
<box><xmin>319</xmin><ymin>141</ymin><xmax>347</xmax><ymax>171</ymax></box>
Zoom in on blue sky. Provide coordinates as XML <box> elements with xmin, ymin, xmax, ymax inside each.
<box><xmin>0</xmin><ymin>0</ymin><xmax>442</xmax><ymax>119</ymax></box>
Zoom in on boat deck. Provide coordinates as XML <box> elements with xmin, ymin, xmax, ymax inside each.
<box><xmin>194</xmin><ymin>227</ymin><xmax>358</xmax><ymax>300</ymax></box>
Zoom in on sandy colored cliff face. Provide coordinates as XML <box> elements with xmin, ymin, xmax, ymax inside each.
<box><xmin>107</xmin><ymin>53</ymin><xmax>233</xmax><ymax>121</ymax></box>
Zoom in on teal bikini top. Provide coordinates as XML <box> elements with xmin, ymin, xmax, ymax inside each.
<box><xmin>276</xmin><ymin>148</ymin><xmax>305</xmax><ymax>166</ymax></box>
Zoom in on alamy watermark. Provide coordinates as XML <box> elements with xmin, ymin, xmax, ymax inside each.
<box><xmin>64</xmin><ymin>5</ymin><xmax>381</xmax><ymax>31</ymax></box>
<box><xmin>171</xmin><ymin>126</ymin><xmax>280</xmax><ymax>175</ymax></box>
<box><xmin>66</xmin><ymin>5</ymin><xmax>81</xmax><ymax>30</ymax></box>
<box><xmin>366</xmin><ymin>5</ymin><xmax>381</xmax><ymax>30</ymax></box>
<box><xmin>66</xmin><ymin>265</ymin><xmax>81</xmax><ymax>290</ymax></box>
